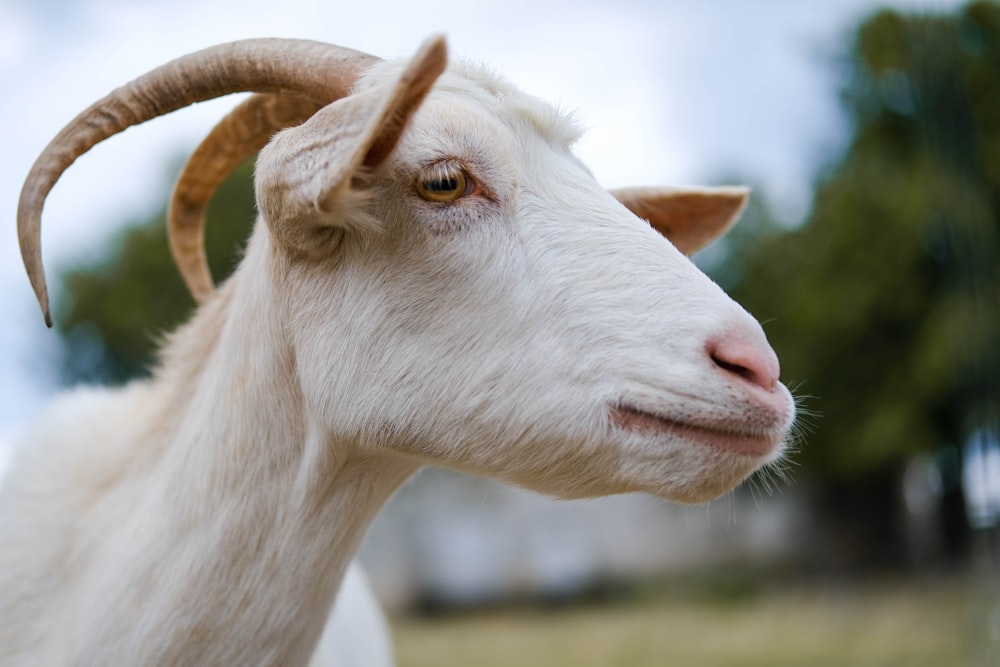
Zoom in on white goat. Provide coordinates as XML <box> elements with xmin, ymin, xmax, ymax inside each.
<box><xmin>1</xmin><ymin>36</ymin><xmax>795</xmax><ymax>665</ymax></box>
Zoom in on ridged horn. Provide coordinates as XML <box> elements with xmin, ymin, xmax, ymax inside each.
<box><xmin>169</xmin><ymin>94</ymin><xmax>323</xmax><ymax>303</ymax></box>
<box><xmin>18</xmin><ymin>38</ymin><xmax>379</xmax><ymax>326</ymax></box>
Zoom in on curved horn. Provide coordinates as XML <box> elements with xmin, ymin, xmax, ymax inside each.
<box><xmin>169</xmin><ymin>94</ymin><xmax>323</xmax><ymax>303</ymax></box>
<box><xmin>18</xmin><ymin>38</ymin><xmax>379</xmax><ymax>326</ymax></box>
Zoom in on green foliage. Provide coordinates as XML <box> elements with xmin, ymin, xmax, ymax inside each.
<box><xmin>721</xmin><ymin>1</ymin><xmax>1000</xmax><ymax>478</ymax></box>
<box><xmin>55</xmin><ymin>160</ymin><xmax>256</xmax><ymax>384</ymax></box>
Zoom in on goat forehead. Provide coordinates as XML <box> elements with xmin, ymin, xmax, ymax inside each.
<box><xmin>360</xmin><ymin>57</ymin><xmax>582</xmax><ymax>149</ymax></box>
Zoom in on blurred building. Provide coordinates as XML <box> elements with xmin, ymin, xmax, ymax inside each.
<box><xmin>359</xmin><ymin>469</ymin><xmax>811</xmax><ymax>610</ymax></box>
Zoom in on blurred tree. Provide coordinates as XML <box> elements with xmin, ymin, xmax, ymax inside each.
<box><xmin>721</xmin><ymin>1</ymin><xmax>1000</xmax><ymax>569</ymax></box>
<box><xmin>55</xmin><ymin>160</ymin><xmax>256</xmax><ymax>384</ymax></box>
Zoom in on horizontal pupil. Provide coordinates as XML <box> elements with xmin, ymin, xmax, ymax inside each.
<box><xmin>427</xmin><ymin>177</ymin><xmax>458</xmax><ymax>192</ymax></box>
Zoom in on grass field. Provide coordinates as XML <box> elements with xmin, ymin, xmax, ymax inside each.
<box><xmin>393</xmin><ymin>576</ymin><xmax>996</xmax><ymax>667</ymax></box>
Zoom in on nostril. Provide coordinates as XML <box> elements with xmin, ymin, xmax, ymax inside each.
<box><xmin>708</xmin><ymin>336</ymin><xmax>780</xmax><ymax>391</ymax></box>
<box><xmin>711</xmin><ymin>352</ymin><xmax>759</xmax><ymax>385</ymax></box>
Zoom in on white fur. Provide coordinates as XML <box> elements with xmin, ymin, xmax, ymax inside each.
<box><xmin>308</xmin><ymin>562</ymin><xmax>393</xmax><ymax>667</ymax></box>
<box><xmin>0</xmin><ymin>52</ymin><xmax>795</xmax><ymax>665</ymax></box>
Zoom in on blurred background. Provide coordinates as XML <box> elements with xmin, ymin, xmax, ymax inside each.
<box><xmin>2</xmin><ymin>0</ymin><xmax>998</xmax><ymax>664</ymax></box>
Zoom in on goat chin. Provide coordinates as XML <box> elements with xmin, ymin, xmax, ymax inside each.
<box><xmin>2</xmin><ymin>36</ymin><xmax>795</xmax><ymax>666</ymax></box>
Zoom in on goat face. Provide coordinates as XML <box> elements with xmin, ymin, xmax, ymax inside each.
<box><xmin>18</xmin><ymin>37</ymin><xmax>794</xmax><ymax>505</ymax></box>
<box><xmin>256</xmin><ymin>52</ymin><xmax>796</xmax><ymax>504</ymax></box>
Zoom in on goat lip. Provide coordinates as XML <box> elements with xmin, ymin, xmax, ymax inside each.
<box><xmin>610</xmin><ymin>405</ymin><xmax>779</xmax><ymax>457</ymax></box>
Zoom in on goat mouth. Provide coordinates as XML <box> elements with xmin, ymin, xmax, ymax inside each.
<box><xmin>610</xmin><ymin>405</ymin><xmax>778</xmax><ymax>457</ymax></box>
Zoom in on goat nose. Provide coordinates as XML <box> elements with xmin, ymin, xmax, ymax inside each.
<box><xmin>707</xmin><ymin>332</ymin><xmax>781</xmax><ymax>391</ymax></box>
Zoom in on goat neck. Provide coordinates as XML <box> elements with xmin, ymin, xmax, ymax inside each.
<box><xmin>64</xmin><ymin>230</ymin><xmax>419</xmax><ymax>664</ymax></box>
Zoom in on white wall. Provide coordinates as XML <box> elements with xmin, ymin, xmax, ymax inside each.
<box><xmin>360</xmin><ymin>469</ymin><xmax>811</xmax><ymax>609</ymax></box>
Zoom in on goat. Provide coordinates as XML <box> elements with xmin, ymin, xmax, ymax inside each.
<box><xmin>1</xmin><ymin>36</ymin><xmax>795</xmax><ymax>665</ymax></box>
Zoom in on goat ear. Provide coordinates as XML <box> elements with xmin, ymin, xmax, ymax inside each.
<box><xmin>256</xmin><ymin>36</ymin><xmax>447</xmax><ymax>253</ymax></box>
<box><xmin>612</xmin><ymin>186</ymin><xmax>750</xmax><ymax>255</ymax></box>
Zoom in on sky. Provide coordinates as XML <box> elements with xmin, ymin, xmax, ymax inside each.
<box><xmin>0</xmin><ymin>0</ymin><xmax>968</xmax><ymax>435</ymax></box>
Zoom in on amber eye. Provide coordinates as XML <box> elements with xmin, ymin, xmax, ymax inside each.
<box><xmin>416</xmin><ymin>167</ymin><xmax>469</xmax><ymax>202</ymax></box>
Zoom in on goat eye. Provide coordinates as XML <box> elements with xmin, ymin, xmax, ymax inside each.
<box><xmin>416</xmin><ymin>169</ymin><xmax>469</xmax><ymax>202</ymax></box>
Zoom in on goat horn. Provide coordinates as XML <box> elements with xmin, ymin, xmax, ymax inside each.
<box><xmin>169</xmin><ymin>94</ymin><xmax>323</xmax><ymax>303</ymax></box>
<box><xmin>18</xmin><ymin>38</ymin><xmax>380</xmax><ymax>326</ymax></box>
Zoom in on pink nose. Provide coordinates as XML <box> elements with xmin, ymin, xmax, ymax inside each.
<box><xmin>707</xmin><ymin>333</ymin><xmax>781</xmax><ymax>391</ymax></box>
